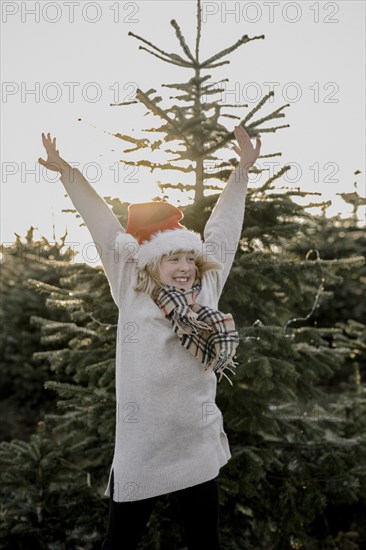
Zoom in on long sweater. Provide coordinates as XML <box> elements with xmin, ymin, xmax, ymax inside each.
<box><xmin>59</xmin><ymin>164</ymin><xmax>248</xmax><ymax>502</ymax></box>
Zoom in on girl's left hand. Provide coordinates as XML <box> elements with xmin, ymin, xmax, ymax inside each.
<box><xmin>38</xmin><ymin>132</ymin><xmax>68</xmax><ymax>173</ymax></box>
<box><xmin>232</xmin><ymin>125</ymin><xmax>261</xmax><ymax>170</ymax></box>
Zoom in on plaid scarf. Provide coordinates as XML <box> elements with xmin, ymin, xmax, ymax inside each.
<box><xmin>154</xmin><ymin>281</ymin><xmax>239</xmax><ymax>385</ymax></box>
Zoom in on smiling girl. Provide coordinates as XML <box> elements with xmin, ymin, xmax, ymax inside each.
<box><xmin>38</xmin><ymin>126</ymin><xmax>261</xmax><ymax>549</ymax></box>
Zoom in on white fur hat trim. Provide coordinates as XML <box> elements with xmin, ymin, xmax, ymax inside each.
<box><xmin>136</xmin><ymin>228</ymin><xmax>204</xmax><ymax>270</ymax></box>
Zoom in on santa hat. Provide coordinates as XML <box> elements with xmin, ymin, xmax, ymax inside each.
<box><xmin>125</xmin><ymin>202</ymin><xmax>205</xmax><ymax>270</ymax></box>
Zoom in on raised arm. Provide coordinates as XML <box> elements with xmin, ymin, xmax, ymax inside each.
<box><xmin>38</xmin><ymin>133</ymin><xmax>134</xmax><ymax>304</ymax></box>
<box><xmin>203</xmin><ymin>125</ymin><xmax>261</xmax><ymax>293</ymax></box>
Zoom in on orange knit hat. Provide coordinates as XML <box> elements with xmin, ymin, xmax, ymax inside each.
<box><xmin>126</xmin><ymin>202</ymin><xmax>186</xmax><ymax>245</ymax></box>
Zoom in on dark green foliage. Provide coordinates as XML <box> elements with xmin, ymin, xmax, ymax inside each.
<box><xmin>0</xmin><ymin>232</ymin><xmax>118</xmax><ymax>549</ymax></box>
<box><xmin>0</xmin><ymin>229</ymin><xmax>78</xmax><ymax>441</ymax></box>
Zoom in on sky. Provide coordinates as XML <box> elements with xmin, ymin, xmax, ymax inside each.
<box><xmin>1</xmin><ymin>0</ymin><xmax>365</xmax><ymax>266</ymax></box>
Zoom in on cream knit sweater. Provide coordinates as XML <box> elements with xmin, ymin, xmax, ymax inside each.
<box><xmin>59</xmin><ymin>164</ymin><xmax>248</xmax><ymax>502</ymax></box>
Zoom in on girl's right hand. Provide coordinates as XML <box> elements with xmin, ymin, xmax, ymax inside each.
<box><xmin>38</xmin><ymin>132</ymin><xmax>67</xmax><ymax>173</ymax></box>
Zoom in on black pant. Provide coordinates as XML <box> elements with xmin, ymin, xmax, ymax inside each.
<box><xmin>101</xmin><ymin>469</ymin><xmax>222</xmax><ymax>549</ymax></box>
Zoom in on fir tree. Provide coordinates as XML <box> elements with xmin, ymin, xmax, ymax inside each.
<box><xmin>0</xmin><ymin>237</ymin><xmax>120</xmax><ymax>549</ymax></box>
<box><xmin>107</xmin><ymin>3</ymin><xmax>289</xmax><ymax>204</ymax></box>
<box><xmin>0</xmin><ymin>228</ymin><xmax>77</xmax><ymax>441</ymax></box>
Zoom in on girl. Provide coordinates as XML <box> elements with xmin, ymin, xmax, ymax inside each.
<box><xmin>38</xmin><ymin>126</ymin><xmax>261</xmax><ymax>549</ymax></box>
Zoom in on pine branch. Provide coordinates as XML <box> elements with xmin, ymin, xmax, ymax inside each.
<box><xmin>158</xmin><ymin>182</ymin><xmax>196</xmax><ymax>192</ymax></box>
<box><xmin>220</xmin><ymin>103</ymin><xmax>249</xmax><ymax>108</ymax></box>
<box><xmin>249</xmin><ymin>124</ymin><xmax>291</xmax><ymax>135</ymax></box>
<box><xmin>257</xmin><ymin>165</ymin><xmax>291</xmax><ymax>192</ymax></box>
<box><xmin>110</xmin><ymin>99</ymin><xmax>138</xmax><ymax>106</ymax></box>
<box><xmin>303</xmin><ymin>200</ymin><xmax>333</xmax><ymax>210</ymax></box>
<box><xmin>202</xmin><ymin>97</ymin><xmax>288</xmax><ymax>159</ymax></box>
<box><xmin>201</xmin><ymin>78</ymin><xmax>229</xmax><ymax>92</ymax></box>
<box><xmin>205</xmin><ymin>60</ymin><xmax>231</xmax><ymax>68</ymax></box>
<box><xmin>243</xmin><ymin>91</ymin><xmax>276</xmax><ymax>124</ymax></box>
<box><xmin>112</xmin><ymin>132</ymin><xmax>150</xmax><ymax>147</ymax></box>
<box><xmin>33</xmin><ymin>349</ymin><xmax>70</xmax><ymax>363</ymax></box>
<box><xmin>135</xmin><ymin>88</ymin><xmax>191</xmax><ymax>146</ymax></box>
<box><xmin>84</xmin><ymin>359</ymin><xmax>116</xmax><ymax>373</ymax></box>
<box><xmin>128</xmin><ymin>31</ymin><xmax>192</xmax><ymax>67</ymax></box>
<box><xmin>170</xmin><ymin>19</ymin><xmax>197</xmax><ymax>64</ymax></box>
<box><xmin>257</xmin><ymin>151</ymin><xmax>283</xmax><ymax>159</ymax></box>
<box><xmin>247</xmin><ymin>105</ymin><xmax>290</xmax><ymax>129</ymax></box>
<box><xmin>201</xmin><ymin>34</ymin><xmax>265</xmax><ymax>68</ymax></box>
<box><xmin>26</xmin><ymin>279</ymin><xmax>71</xmax><ymax>295</ymax></box>
<box><xmin>45</xmin><ymin>298</ymin><xmax>84</xmax><ymax>310</ymax></box>
<box><xmin>44</xmin><ymin>381</ymin><xmax>93</xmax><ymax>394</ymax></box>
<box><xmin>121</xmin><ymin>159</ymin><xmax>194</xmax><ymax>173</ymax></box>
<box><xmin>137</xmin><ymin>45</ymin><xmax>193</xmax><ymax>68</ymax></box>
<box><xmin>30</xmin><ymin>315</ymin><xmax>98</xmax><ymax>339</ymax></box>
<box><xmin>195</xmin><ymin>0</ymin><xmax>201</xmax><ymax>61</ymax></box>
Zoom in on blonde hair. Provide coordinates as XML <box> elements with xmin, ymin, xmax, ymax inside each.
<box><xmin>134</xmin><ymin>249</ymin><xmax>223</xmax><ymax>299</ymax></box>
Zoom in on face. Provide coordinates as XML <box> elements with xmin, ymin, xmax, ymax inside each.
<box><xmin>158</xmin><ymin>251</ymin><xmax>198</xmax><ymax>290</ymax></box>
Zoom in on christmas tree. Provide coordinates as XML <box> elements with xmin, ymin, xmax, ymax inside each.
<box><xmin>0</xmin><ymin>228</ymin><xmax>77</xmax><ymax>441</ymax></box>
